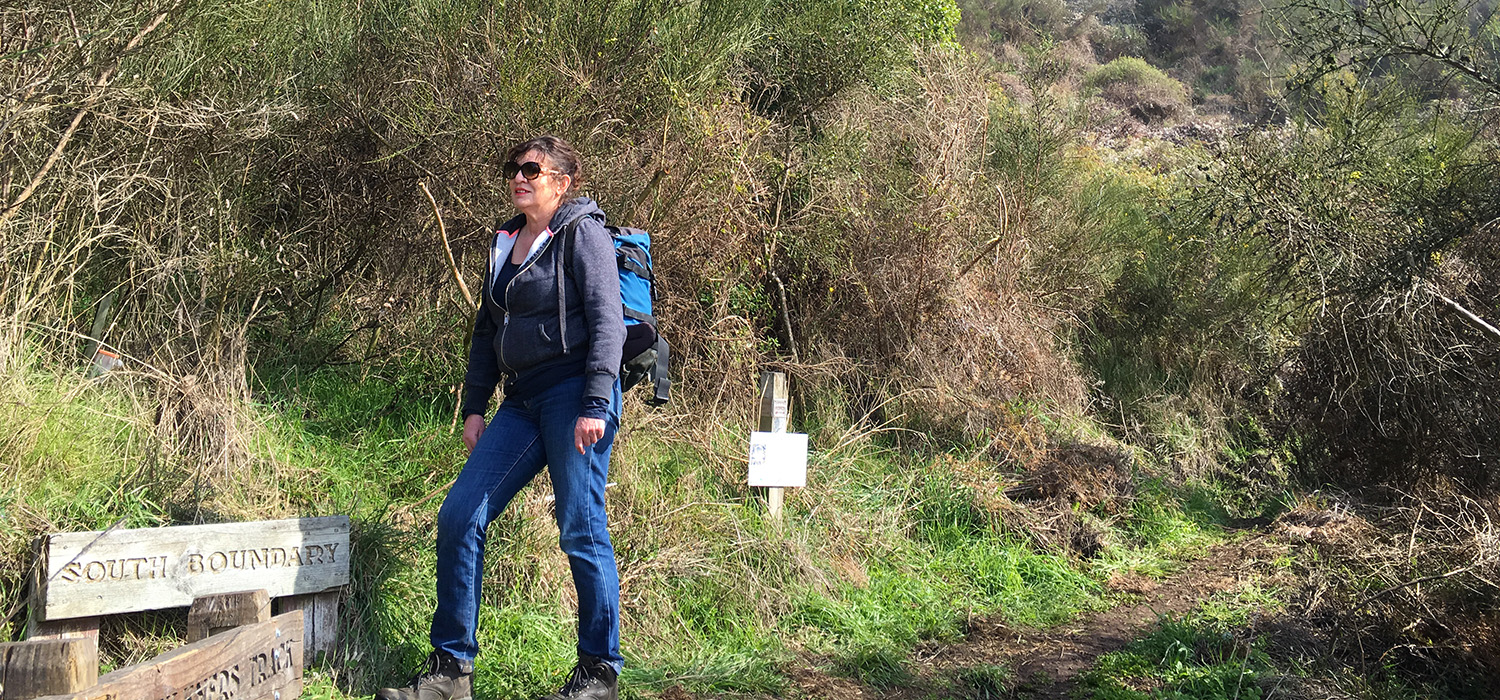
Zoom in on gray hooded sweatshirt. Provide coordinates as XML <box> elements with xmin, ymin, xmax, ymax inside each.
<box><xmin>461</xmin><ymin>197</ymin><xmax>624</xmax><ymax>417</ymax></box>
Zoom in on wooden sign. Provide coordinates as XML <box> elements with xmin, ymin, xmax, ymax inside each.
<box><xmin>187</xmin><ymin>591</ymin><xmax>271</xmax><ymax>643</ymax></box>
<box><xmin>40</xmin><ymin>612</ymin><xmax>304</xmax><ymax>700</ymax></box>
<box><xmin>34</xmin><ymin>517</ymin><xmax>349</xmax><ymax>621</ymax></box>
<box><xmin>755</xmin><ymin>371</ymin><xmax>798</xmax><ymax>519</ymax></box>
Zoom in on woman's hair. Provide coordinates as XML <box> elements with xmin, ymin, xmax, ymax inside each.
<box><xmin>506</xmin><ymin>135</ymin><xmax>585</xmax><ymax>198</ymax></box>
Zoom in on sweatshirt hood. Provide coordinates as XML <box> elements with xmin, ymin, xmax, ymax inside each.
<box><xmin>494</xmin><ymin>197</ymin><xmax>606</xmax><ymax>238</ymax></box>
<box><xmin>548</xmin><ymin>196</ymin><xmax>606</xmax><ymax>232</ymax></box>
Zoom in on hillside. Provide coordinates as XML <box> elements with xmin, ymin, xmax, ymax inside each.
<box><xmin>3</xmin><ymin>0</ymin><xmax>1498</xmax><ymax>698</ymax></box>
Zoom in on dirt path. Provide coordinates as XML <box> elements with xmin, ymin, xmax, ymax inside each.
<box><xmin>676</xmin><ymin>536</ymin><xmax>1277</xmax><ymax>700</ymax></box>
<box><xmin>916</xmin><ymin>536</ymin><xmax>1272</xmax><ymax>698</ymax></box>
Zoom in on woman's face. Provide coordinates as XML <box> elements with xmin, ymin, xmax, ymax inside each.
<box><xmin>509</xmin><ymin>149</ymin><xmax>569</xmax><ymax>214</ymax></box>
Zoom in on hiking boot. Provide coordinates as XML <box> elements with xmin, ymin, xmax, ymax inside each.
<box><xmin>375</xmin><ymin>650</ymin><xmax>473</xmax><ymax>700</ymax></box>
<box><xmin>540</xmin><ymin>654</ymin><xmax>618</xmax><ymax>700</ymax></box>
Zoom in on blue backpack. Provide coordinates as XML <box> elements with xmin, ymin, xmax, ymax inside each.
<box><xmin>568</xmin><ymin>223</ymin><xmax>670</xmax><ymax>405</ymax></box>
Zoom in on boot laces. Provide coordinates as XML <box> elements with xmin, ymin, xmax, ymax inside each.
<box><xmin>558</xmin><ymin>660</ymin><xmax>597</xmax><ymax>694</ymax></box>
<box><xmin>406</xmin><ymin>652</ymin><xmax>451</xmax><ymax>688</ymax></box>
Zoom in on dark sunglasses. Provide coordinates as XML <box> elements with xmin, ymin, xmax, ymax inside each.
<box><xmin>503</xmin><ymin>160</ymin><xmax>561</xmax><ymax>180</ymax></box>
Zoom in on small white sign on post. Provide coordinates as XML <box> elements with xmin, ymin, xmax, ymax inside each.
<box><xmin>748</xmin><ymin>431</ymin><xmax>809</xmax><ymax>488</ymax></box>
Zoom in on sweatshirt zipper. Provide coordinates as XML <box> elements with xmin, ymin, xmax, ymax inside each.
<box><xmin>496</xmin><ymin>232</ymin><xmax>553</xmax><ymax>374</ymax></box>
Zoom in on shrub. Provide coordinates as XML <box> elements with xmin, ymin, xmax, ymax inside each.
<box><xmin>956</xmin><ymin>0</ymin><xmax>1071</xmax><ymax>45</ymax></box>
<box><xmin>1084</xmin><ymin>78</ymin><xmax>1500</xmax><ymax>492</ymax></box>
<box><xmin>1083</xmin><ymin>56</ymin><xmax>1189</xmax><ymax>122</ymax></box>
<box><xmin>1090</xmin><ymin>23</ymin><xmax>1150</xmax><ymax>61</ymax></box>
<box><xmin>742</xmin><ymin>0</ymin><xmax>960</xmax><ymax>116</ymax></box>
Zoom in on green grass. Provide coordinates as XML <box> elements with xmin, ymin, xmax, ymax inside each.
<box><xmin>1080</xmin><ymin>610</ymin><xmax>1273</xmax><ymax>700</ymax></box>
<box><xmin>1085</xmin><ymin>484</ymin><xmax>1227</xmax><ymax>582</ymax></box>
<box><xmin>791</xmin><ymin>537</ymin><xmax>1102</xmax><ymax>686</ymax></box>
<box><xmin>952</xmin><ymin>663</ymin><xmax>1012</xmax><ymax>698</ymax></box>
<box><xmin>2</xmin><ymin>359</ymin><xmax>1242</xmax><ymax>698</ymax></box>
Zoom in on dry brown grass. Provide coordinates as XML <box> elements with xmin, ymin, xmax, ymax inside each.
<box><xmin>1271</xmin><ymin>489</ymin><xmax>1500</xmax><ymax>683</ymax></box>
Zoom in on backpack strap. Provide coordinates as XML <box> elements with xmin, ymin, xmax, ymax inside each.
<box><xmin>561</xmin><ymin>218</ymin><xmax>581</xmax><ymax>284</ymax></box>
<box><xmin>624</xmin><ymin>307</ymin><xmax>656</xmax><ymax>325</ymax></box>
<box><xmin>617</xmin><ymin>245</ymin><xmax>652</xmax><ymax>280</ymax></box>
<box><xmin>648</xmin><ymin>333</ymin><xmax>671</xmax><ymax>406</ymax></box>
<box><xmin>557</xmin><ymin>219</ymin><xmax>570</xmax><ymax>355</ymax></box>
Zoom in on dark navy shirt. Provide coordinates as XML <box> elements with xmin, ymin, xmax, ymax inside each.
<box><xmin>492</xmin><ymin>257</ymin><xmax>522</xmax><ymax>308</ymax></box>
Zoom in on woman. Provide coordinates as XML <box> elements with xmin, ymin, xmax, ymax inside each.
<box><xmin>379</xmin><ymin>135</ymin><xmax>626</xmax><ymax>700</ymax></box>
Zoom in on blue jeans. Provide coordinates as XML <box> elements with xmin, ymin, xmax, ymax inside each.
<box><xmin>431</xmin><ymin>375</ymin><xmax>623</xmax><ymax>669</ymax></box>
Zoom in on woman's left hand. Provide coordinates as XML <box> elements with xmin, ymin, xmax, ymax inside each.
<box><xmin>574</xmin><ymin>416</ymin><xmax>605</xmax><ymax>454</ymax></box>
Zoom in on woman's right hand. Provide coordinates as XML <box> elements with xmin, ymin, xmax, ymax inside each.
<box><xmin>463</xmin><ymin>414</ymin><xmax>487</xmax><ymax>453</ymax></box>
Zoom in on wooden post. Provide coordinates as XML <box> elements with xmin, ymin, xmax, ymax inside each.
<box><xmin>25</xmin><ymin>540</ymin><xmax>100</xmax><ymax>646</ymax></box>
<box><xmin>758</xmin><ymin>371</ymin><xmax>790</xmax><ymax>519</ymax></box>
<box><xmin>187</xmin><ymin>590</ymin><xmax>271</xmax><ymax>642</ymax></box>
<box><xmin>0</xmin><ymin>639</ymin><xmax>97</xmax><ymax>699</ymax></box>
<box><xmin>276</xmin><ymin>589</ymin><xmax>339</xmax><ymax>667</ymax></box>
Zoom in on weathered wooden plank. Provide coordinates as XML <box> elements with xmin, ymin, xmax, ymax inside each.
<box><xmin>757</xmin><ymin>371</ymin><xmax>790</xmax><ymax>519</ymax></box>
<box><xmin>187</xmin><ymin>590</ymin><xmax>271</xmax><ymax>643</ymax></box>
<box><xmin>34</xmin><ymin>517</ymin><xmax>349</xmax><ymax>621</ymax></box>
<box><xmin>23</xmin><ymin>616</ymin><xmax>99</xmax><ymax>644</ymax></box>
<box><xmin>37</xmin><ymin>611</ymin><xmax>304</xmax><ymax>700</ymax></box>
<box><xmin>0</xmin><ymin>638</ymin><xmax>97</xmax><ymax>699</ymax></box>
<box><xmin>757</xmin><ymin>371</ymin><xmax>789</xmax><ymax>433</ymax></box>
<box><xmin>276</xmin><ymin>590</ymin><xmax>339</xmax><ymax>666</ymax></box>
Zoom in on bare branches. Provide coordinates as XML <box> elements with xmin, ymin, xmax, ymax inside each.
<box><xmin>1430</xmin><ymin>287</ymin><xmax>1500</xmax><ymax>343</ymax></box>
<box><xmin>420</xmin><ymin>181</ymin><xmax>476</xmax><ymax>309</ymax></box>
<box><xmin>958</xmin><ymin>186</ymin><xmax>1015</xmax><ymax>278</ymax></box>
<box><xmin>1278</xmin><ymin>0</ymin><xmax>1500</xmax><ymax>96</ymax></box>
<box><xmin>0</xmin><ymin>10</ymin><xmax>171</xmax><ymax>229</ymax></box>
<box><xmin>1355</xmin><ymin>563</ymin><xmax>1482</xmax><ymax>609</ymax></box>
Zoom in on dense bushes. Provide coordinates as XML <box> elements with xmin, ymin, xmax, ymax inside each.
<box><xmin>14</xmin><ymin>0</ymin><xmax>1200</xmax><ymax>471</ymax></box>
<box><xmin>8</xmin><ymin>0</ymin><xmax>1495</xmax><ymax>504</ymax></box>
<box><xmin>1084</xmin><ymin>57</ymin><xmax>1189</xmax><ymax>122</ymax></box>
<box><xmin>1090</xmin><ymin>0</ymin><xmax>1279</xmax><ymax>115</ymax></box>
<box><xmin>957</xmin><ymin>0</ymin><xmax>1072</xmax><ymax>44</ymax></box>
<box><xmin>745</xmin><ymin>0</ymin><xmax>960</xmax><ymax>116</ymax></box>
<box><xmin>1084</xmin><ymin>77</ymin><xmax>1500</xmax><ymax>490</ymax></box>
<box><xmin>5</xmin><ymin>6</ymin><xmax>1098</xmax><ymax>688</ymax></box>
<box><xmin>0</xmin><ymin>0</ymin><xmax>972</xmax><ymax>438</ymax></box>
